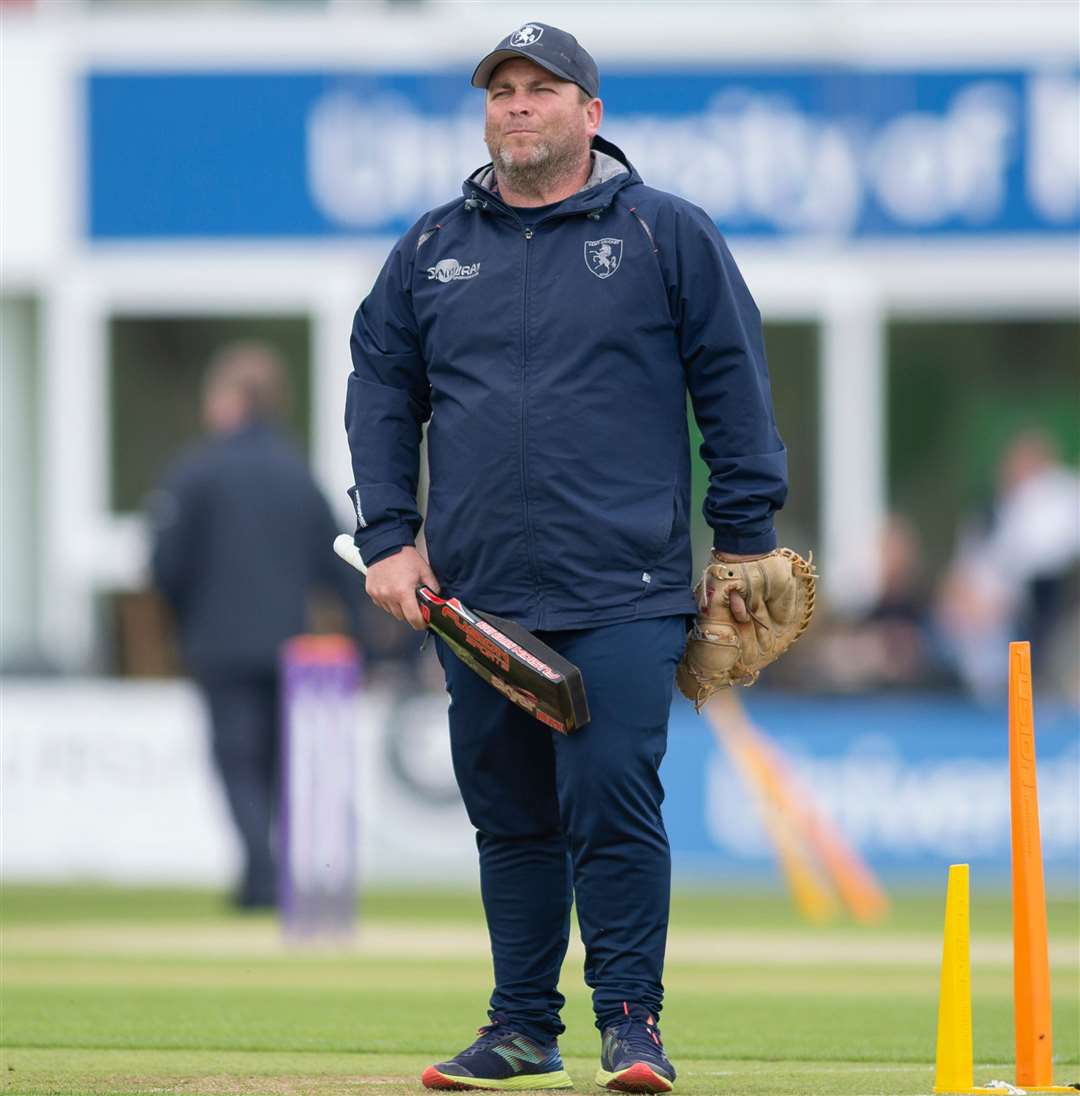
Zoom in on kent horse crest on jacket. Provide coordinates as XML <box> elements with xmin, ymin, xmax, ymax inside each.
<box><xmin>585</xmin><ymin>238</ymin><xmax>623</xmax><ymax>278</ymax></box>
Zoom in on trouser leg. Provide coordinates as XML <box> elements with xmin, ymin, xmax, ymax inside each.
<box><xmin>550</xmin><ymin>616</ymin><xmax>685</xmax><ymax>1032</ymax></box>
<box><xmin>438</xmin><ymin>638</ymin><xmax>572</xmax><ymax>1042</ymax></box>
<box><xmin>201</xmin><ymin>674</ymin><xmax>280</xmax><ymax>906</ymax></box>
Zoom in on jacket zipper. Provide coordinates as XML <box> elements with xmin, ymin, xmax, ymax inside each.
<box><xmin>518</xmin><ymin>224</ymin><xmax>546</xmax><ymax>624</ymax></box>
<box><xmin>467</xmin><ymin>187</ymin><xmax>608</xmax><ymax>627</ymax></box>
<box><xmin>517</xmin><ymin>208</ymin><xmax>603</xmax><ymax>628</ymax></box>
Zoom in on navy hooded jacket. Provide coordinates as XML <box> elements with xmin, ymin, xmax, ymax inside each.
<box><xmin>346</xmin><ymin>136</ymin><xmax>787</xmax><ymax>632</ymax></box>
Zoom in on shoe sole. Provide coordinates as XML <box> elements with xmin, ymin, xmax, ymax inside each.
<box><xmin>595</xmin><ymin>1063</ymin><xmax>674</xmax><ymax>1093</ymax></box>
<box><xmin>422</xmin><ymin>1066</ymin><xmax>574</xmax><ymax>1091</ymax></box>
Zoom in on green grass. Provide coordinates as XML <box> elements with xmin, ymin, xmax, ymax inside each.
<box><xmin>1</xmin><ymin>886</ymin><xmax>1077</xmax><ymax>1095</ymax></box>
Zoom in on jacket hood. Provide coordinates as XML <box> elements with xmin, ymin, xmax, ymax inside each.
<box><xmin>462</xmin><ymin>135</ymin><xmax>640</xmax><ymax>215</ymax></box>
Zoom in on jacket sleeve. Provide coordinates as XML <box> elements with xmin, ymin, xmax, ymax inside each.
<box><xmin>667</xmin><ymin>204</ymin><xmax>788</xmax><ymax>555</ymax></box>
<box><xmin>345</xmin><ymin>232</ymin><xmax>432</xmax><ymax>564</ymax></box>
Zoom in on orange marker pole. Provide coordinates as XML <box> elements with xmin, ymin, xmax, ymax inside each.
<box><xmin>1009</xmin><ymin>641</ymin><xmax>1054</xmax><ymax>1089</ymax></box>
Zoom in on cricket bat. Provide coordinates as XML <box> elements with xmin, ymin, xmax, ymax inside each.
<box><xmin>333</xmin><ymin>535</ymin><xmax>590</xmax><ymax>733</ymax></box>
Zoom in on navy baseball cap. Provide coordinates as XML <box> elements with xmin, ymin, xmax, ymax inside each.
<box><xmin>472</xmin><ymin>22</ymin><xmax>600</xmax><ymax>99</ymax></box>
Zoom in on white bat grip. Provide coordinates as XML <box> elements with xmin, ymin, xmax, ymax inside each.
<box><xmin>333</xmin><ymin>534</ymin><xmax>368</xmax><ymax>576</ymax></box>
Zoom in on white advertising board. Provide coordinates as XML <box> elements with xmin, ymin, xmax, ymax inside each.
<box><xmin>1</xmin><ymin>680</ymin><xmax>477</xmax><ymax>886</ymax></box>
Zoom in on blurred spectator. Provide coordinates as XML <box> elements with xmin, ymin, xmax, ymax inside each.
<box><xmin>148</xmin><ymin>342</ymin><xmax>359</xmax><ymax>908</ymax></box>
<box><xmin>937</xmin><ymin>431</ymin><xmax>1080</xmax><ymax>702</ymax></box>
<box><xmin>813</xmin><ymin>514</ymin><xmax>942</xmax><ymax>692</ymax></box>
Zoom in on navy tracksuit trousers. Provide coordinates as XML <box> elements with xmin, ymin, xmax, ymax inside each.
<box><xmin>437</xmin><ymin>615</ymin><xmax>687</xmax><ymax>1041</ymax></box>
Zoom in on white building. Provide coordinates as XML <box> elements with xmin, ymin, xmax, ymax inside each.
<box><xmin>2</xmin><ymin>0</ymin><xmax>1078</xmax><ymax>673</ymax></box>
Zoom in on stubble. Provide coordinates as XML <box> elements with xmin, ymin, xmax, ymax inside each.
<box><xmin>485</xmin><ymin>122</ymin><xmax>590</xmax><ymax>202</ymax></box>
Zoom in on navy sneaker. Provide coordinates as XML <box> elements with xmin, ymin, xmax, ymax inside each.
<box><xmin>595</xmin><ymin>1003</ymin><xmax>676</xmax><ymax>1093</ymax></box>
<box><xmin>422</xmin><ymin>1016</ymin><xmax>573</xmax><ymax>1091</ymax></box>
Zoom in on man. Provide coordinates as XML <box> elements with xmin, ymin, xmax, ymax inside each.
<box><xmin>346</xmin><ymin>23</ymin><xmax>787</xmax><ymax>1093</ymax></box>
<box><xmin>152</xmin><ymin>342</ymin><xmax>357</xmax><ymax>908</ymax></box>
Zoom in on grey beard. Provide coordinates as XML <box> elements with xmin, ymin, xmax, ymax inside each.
<box><xmin>491</xmin><ymin>140</ymin><xmax>587</xmax><ymax>200</ymax></box>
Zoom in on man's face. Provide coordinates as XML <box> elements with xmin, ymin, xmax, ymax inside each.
<box><xmin>484</xmin><ymin>58</ymin><xmax>601</xmax><ymax>177</ymax></box>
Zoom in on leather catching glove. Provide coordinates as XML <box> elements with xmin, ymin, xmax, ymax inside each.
<box><xmin>676</xmin><ymin>548</ymin><xmax>817</xmax><ymax>709</ymax></box>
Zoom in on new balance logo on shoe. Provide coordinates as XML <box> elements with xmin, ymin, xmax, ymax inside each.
<box><xmin>422</xmin><ymin>1019</ymin><xmax>573</xmax><ymax>1091</ymax></box>
<box><xmin>493</xmin><ymin>1036</ymin><xmax>547</xmax><ymax>1071</ymax></box>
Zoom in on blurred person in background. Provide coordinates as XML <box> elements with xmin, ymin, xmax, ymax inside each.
<box><xmin>345</xmin><ymin>21</ymin><xmax>788</xmax><ymax>1096</ymax></box>
<box><xmin>816</xmin><ymin>513</ymin><xmax>941</xmax><ymax>692</ymax></box>
<box><xmin>937</xmin><ymin>430</ymin><xmax>1080</xmax><ymax>702</ymax></box>
<box><xmin>149</xmin><ymin>341</ymin><xmax>358</xmax><ymax>909</ymax></box>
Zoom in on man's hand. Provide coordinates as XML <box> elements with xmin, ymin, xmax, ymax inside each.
<box><xmin>676</xmin><ymin>547</ymin><xmax>818</xmax><ymax>708</ymax></box>
<box><xmin>364</xmin><ymin>546</ymin><xmax>441</xmax><ymax>631</ymax></box>
<box><xmin>712</xmin><ymin>550</ymin><xmax>770</xmax><ymax>622</ymax></box>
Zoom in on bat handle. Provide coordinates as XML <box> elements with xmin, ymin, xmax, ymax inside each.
<box><xmin>333</xmin><ymin>535</ymin><xmax>432</xmax><ymax>599</ymax></box>
<box><xmin>333</xmin><ymin>534</ymin><xmax>368</xmax><ymax>576</ymax></box>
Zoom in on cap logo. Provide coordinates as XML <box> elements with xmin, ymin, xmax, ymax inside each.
<box><xmin>509</xmin><ymin>24</ymin><xmax>543</xmax><ymax>47</ymax></box>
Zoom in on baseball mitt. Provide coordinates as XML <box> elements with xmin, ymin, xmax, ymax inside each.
<box><xmin>676</xmin><ymin>548</ymin><xmax>817</xmax><ymax>709</ymax></box>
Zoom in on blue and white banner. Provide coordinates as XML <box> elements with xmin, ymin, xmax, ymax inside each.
<box><xmin>87</xmin><ymin>67</ymin><xmax>1080</xmax><ymax>241</ymax></box>
<box><xmin>663</xmin><ymin>694</ymin><xmax>1079</xmax><ymax>884</ymax></box>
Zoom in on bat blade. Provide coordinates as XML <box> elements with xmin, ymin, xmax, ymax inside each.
<box><xmin>420</xmin><ymin>594</ymin><xmax>590</xmax><ymax>733</ymax></box>
<box><xmin>333</xmin><ymin>536</ymin><xmax>589</xmax><ymax>733</ymax></box>
<box><xmin>473</xmin><ymin>610</ymin><xmax>589</xmax><ymax>732</ymax></box>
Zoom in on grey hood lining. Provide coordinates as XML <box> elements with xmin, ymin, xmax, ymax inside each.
<box><xmin>472</xmin><ymin>148</ymin><xmax>629</xmax><ymax>199</ymax></box>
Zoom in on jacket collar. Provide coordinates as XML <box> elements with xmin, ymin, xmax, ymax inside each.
<box><xmin>463</xmin><ymin>135</ymin><xmax>639</xmax><ymax>217</ymax></box>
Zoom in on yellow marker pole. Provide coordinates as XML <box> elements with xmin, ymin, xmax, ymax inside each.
<box><xmin>934</xmin><ymin>864</ymin><xmax>974</xmax><ymax>1093</ymax></box>
<box><xmin>1008</xmin><ymin>643</ymin><xmax>1076</xmax><ymax>1094</ymax></box>
<box><xmin>933</xmin><ymin>865</ymin><xmax>1005</xmax><ymax>1096</ymax></box>
<box><xmin>703</xmin><ymin>692</ymin><xmax>892</xmax><ymax>924</ymax></box>
<box><xmin>706</xmin><ymin>696</ymin><xmax>837</xmax><ymax>922</ymax></box>
<box><xmin>719</xmin><ymin>720</ymin><xmax>838</xmax><ymax>923</ymax></box>
<box><xmin>759</xmin><ymin>795</ymin><xmax>837</xmax><ymax>925</ymax></box>
<box><xmin>742</xmin><ymin>719</ymin><xmax>890</xmax><ymax>923</ymax></box>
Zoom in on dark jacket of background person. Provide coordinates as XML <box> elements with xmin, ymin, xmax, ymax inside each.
<box><xmin>152</xmin><ymin>420</ymin><xmax>353</xmax><ymax>677</ymax></box>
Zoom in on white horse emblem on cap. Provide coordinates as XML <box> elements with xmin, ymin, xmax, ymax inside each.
<box><xmin>585</xmin><ymin>238</ymin><xmax>623</xmax><ymax>279</ymax></box>
<box><xmin>510</xmin><ymin>24</ymin><xmax>543</xmax><ymax>47</ymax></box>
